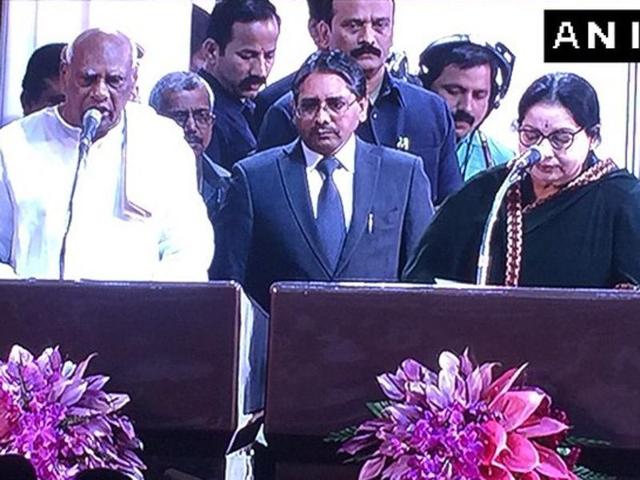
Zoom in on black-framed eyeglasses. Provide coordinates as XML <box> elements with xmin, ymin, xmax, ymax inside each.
<box><xmin>166</xmin><ymin>109</ymin><xmax>215</xmax><ymax>128</ymax></box>
<box><xmin>295</xmin><ymin>96</ymin><xmax>359</xmax><ymax>119</ymax></box>
<box><xmin>518</xmin><ymin>126</ymin><xmax>584</xmax><ymax>151</ymax></box>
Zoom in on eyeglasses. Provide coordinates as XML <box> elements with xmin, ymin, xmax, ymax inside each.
<box><xmin>166</xmin><ymin>109</ymin><xmax>214</xmax><ymax>128</ymax></box>
<box><xmin>518</xmin><ymin>126</ymin><xmax>584</xmax><ymax>151</ymax></box>
<box><xmin>295</xmin><ymin>96</ymin><xmax>359</xmax><ymax>119</ymax></box>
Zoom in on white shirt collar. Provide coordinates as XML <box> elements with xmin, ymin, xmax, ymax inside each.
<box><xmin>53</xmin><ymin>104</ymin><xmax>125</xmax><ymax>144</ymax></box>
<box><xmin>300</xmin><ymin>134</ymin><xmax>356</xmax><ymax>173</ymax></box>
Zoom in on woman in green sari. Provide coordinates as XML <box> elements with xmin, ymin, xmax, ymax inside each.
<box><xmin>403</xmin><ymin>72</ymin><xmax>640</xmax><ymax>288</ymax></box>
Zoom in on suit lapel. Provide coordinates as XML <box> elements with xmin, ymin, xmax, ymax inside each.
<box><xmin>335</xmin><ymin>139</ymin><xmax>381</xmax><ymax>276</ymax></box>
<box><xmin>277</xmin><ymin>141</ymin><xmax>333</xmax><ymax>276</ymax></box>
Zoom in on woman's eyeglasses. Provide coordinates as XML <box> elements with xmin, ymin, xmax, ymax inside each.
<box><xmin>518</xmin><ymin>126</ymin><xmax>584</xmax><ymax>151</ymax></box>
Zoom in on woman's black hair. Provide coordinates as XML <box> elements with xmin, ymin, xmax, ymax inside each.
<box><xmin>517</xmin><ymin>72</ymin><xmax>601</xmax><ymax>142</ymax></box>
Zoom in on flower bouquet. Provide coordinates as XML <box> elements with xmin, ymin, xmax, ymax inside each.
<box><xmin>337</xmin><ymin>348</ymin><xmax>583</xmax><ymax>480</ymax></box>
<box><xmin>0</xmin><ymin>345</ymin><xmax>145</xmax><ymax>480</ymax></box>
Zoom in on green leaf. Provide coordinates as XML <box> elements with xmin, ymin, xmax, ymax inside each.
<box><xmin>563</xmin><ymin>436</ymin><xmax>612</xmax><ymax>447</ymax></box>
<box><xmin>572</xmin><ymin>465</ymin><xmax>616</xmax><ymax>480</ymax></box>
<box><xmin>366</xmin><ymin>400</ymin><xmax>391</xmax><ymax>418</ymax></box>
<box><xmin>324</xmin><ymin>426</ymin><xmax>358</xmax><ymax>443</ymax></box>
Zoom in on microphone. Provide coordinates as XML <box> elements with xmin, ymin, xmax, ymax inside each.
<box><xmin>513</xmin><ymin>147</ymin><xmax>542</xmax><ymax>170</ymax></box>
<box><xmin>475</xmin><ymin>147</ymin><xmax>542</xmax><ymax>285</ymax></box>
<box><xmin>78</xmin><ymin>108</ymin><xmax>103</xmax><ymax>157</ymax></box>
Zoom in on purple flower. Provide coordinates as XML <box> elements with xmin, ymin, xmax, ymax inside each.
<box><xmin>340</xmin><ymin>349</ymin><xmax>578</xmax><ymax>480</ymax></box>
<box><xmin>0</xmin><ymin>345</ymin><xmax>145</xmax><ymax>480</ymax></box>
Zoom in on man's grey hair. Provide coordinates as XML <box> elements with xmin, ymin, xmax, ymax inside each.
<box><xmin>149</xmin><ymin>72</ymin><xmax>215</xmax><ymax>113</ymax></box>
<box><xmin>63</xmin><ymin>28</ymin><xmax>139</xmax><ymax>70</ymax></box>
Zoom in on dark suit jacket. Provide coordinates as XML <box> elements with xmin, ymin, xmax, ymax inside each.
<box><xmin>253</xmin><ymin>72</ymin><xmax>296</xmax><ymax>133</ymax></box>
<box><xmin>210</xmin><ymin>138</ymin><xmax>434</xmax><ymax>310</ymax></box>
<box><xmin>199</xmin><ymin>70</ymin><xmax>257</xmax><ymax>170</ymax></box>
<box><xmin>256</xmin><ymin>71</ymin><xmax>462</xmax><ymax>205</ymax></box>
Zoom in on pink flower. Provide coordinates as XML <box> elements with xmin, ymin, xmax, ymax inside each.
<box><xmin>340</xmin><ymin>349</ymin><xmax>579</xmax><ymax>480</ymax></box>
<box><xmin>479</xmin><ymin>367</ymin><xmax>578</xmax><ymax>480</ymax></box>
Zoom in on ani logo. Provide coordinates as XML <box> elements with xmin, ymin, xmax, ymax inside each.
<box><xmin>545</xmin><ymin>10</ymin><xmax>640</xmax><ymax>62</ymax></box>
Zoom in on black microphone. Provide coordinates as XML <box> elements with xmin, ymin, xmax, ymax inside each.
<box><xmin>513</xmin><ymin>147</ymin><xmax>542</xmax><ymax>170</ymax></box>
<box><xmin>78</xmin><ymin>108</ymin><xmax>103</xmax><ymax>158</ymax></box>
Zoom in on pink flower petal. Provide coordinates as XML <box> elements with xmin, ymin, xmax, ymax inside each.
<box><xmin>520</xmin><ymin>472</ymin><xmax>541</xmax><ymax>480</ymax></box>
<box><xmin>480</xmin><ymin>464</ymin><xmax>516</xmax><ymax>480</ymax></box>
<box><xmin>535</xmin><ymin>444</ymin><xmax>570</xmax><ymax>477</ymax></box>
<box><xmin>480</xmin><ymin>420</ymin><xmax>507</xmax><ymax>463</ymax></box>
<box><xmin>493</xmin><ymin>391</ymin><xmax>545</xmax><ymax>431</ymax></box>
<box><xmin>516</xmin><ymin>417</ymin><xmax>569</xmax><ymax>438</ymax></box>
<box><xmin>499</xmin><ymin>433</ymin><xmax>539</xmax><ymax>472</ymax></box>
<box><xmin>486</xmin><ymin>364</ymin><xmax>527</xmax><ymax>405</ymax></box>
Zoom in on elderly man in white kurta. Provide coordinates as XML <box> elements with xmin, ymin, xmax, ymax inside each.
<box><xmin>0</xmin><ymin>29</ymin><xmax>213</xmax><ymax>281</ymax></box>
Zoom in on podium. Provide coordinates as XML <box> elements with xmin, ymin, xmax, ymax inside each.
<box><xmin>0</xmin><ymin>280</ymin><xmax>268</xmax><ymax>480</ymax></box>
<box><xmin>265</xmin><ymin>282</ymin><xmax>640</xmax><ymax>479</ymax></box>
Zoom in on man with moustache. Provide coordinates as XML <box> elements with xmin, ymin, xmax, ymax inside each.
<box><xmin>211</xmin><ymin>50</ymin><xmax>433</xmax><ymax>310</ymax></box>
<box><xmin>257</xmin><ymin>0</ymin><xmax>461</xmax><ymax>206</ymax></box>
<box><xmin>198</xmin><ymin>0</ymin><xmax>280</xmax><ymax>170</ymax></box>
<box><xmin>150</xmin><ymin>71</ymin><xmax>230</xmax><ymax>220</ymax></box>
<box><xmin>419</xmin><ymin>35</ymin><xmax>516</xmax><ymax>181</ymax></box>
<box><xmin>0</xmin><ymin>29</ymin><xmax>213</xmax><ymax>281</ymax></box>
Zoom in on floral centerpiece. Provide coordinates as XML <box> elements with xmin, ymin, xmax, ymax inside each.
<box><xmin>338</xmin><ymin>348</ymin><xmax>582</xmax><ymax>479</ymax></box>
<box><xmin>0</xmin><ymin>345</ymin><xmax>145</xmax><ymax>480</ymax></box>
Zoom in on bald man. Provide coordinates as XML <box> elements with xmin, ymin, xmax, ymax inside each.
<box><xmin>0</xmin><ymin>29</ymin><xmax>213</xmax><ymax>281</ymax></box>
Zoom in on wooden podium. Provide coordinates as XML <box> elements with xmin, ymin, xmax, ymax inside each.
<box><xmin>265</xmin><ymin>282</ymin><xmax>640</xmax><ymax>479</ymax></box>
<box><xmin>0</xmin><ymin>280</ymin><xmax>268</xmax><ymax>480</ymax></box>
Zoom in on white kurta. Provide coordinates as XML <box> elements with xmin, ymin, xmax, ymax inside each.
<box><xmin>0</xmin><ymin>103</ymin><xmax>214</xmax><ymax>281</ymax></box>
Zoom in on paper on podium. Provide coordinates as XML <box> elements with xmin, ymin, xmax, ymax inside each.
<box><xmin>434</xmin><ymin>278</ymin><xmax>480</xmax><ymax>288</ymax></box>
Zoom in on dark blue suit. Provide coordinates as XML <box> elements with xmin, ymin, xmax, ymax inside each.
<box><xmin>199</xmin><ymin>70</ymin><xmax>257</xmax><ymax>170</ymax></box>
<box><xmin>210</xmin><ymin>138</ymin><xmax>434</xmax><ymax>310</ymax></box>
<box><xmin>200</xmin><ymin>154</ymin><xmax>231</xmax><ymax>221</ymax></box>
<box><xmin>256</xmin><ymin>71</ymin><xmax>462</xmax><ymax>205</ymax></box>
<box><xmin>253</xmin><ymin>71</ymin><xmax>296</xmax><ymax>133</ymax></box>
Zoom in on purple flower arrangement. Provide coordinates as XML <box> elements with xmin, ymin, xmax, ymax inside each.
<box><xmin>0</xmin><ymin>345</ymin><xmax>145</xmax><ymax>480</ymax></box>
<box><xmin>340</xmin><ymin>349</ymin><xmax>579</xmax><ymax>480</ymax></box>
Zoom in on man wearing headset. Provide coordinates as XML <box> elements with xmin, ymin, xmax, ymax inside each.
<box><xmin>419</xmin><ymin>35</ymin><xmax>516</xmax><ymax>181</ymax></box>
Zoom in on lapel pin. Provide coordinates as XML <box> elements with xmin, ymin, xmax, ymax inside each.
<box><xmin>396</xmin><ymin>136</ymin><xmax>410</xmax><ymax>151</ymax></box>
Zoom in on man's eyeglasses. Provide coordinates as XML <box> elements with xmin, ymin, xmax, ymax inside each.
<box><xmin>518</xmin><ymin>126</ymin><xmax>584</xmax><ymax>151</ymax></box>
<box><xmin>166</xmin><ymin>109</ymin><xmax>215</xmax><ymax>128</ymax></box>
<box><xmin>295</xmin><ymin>96</ymin><xmax>359</xmax><ymax>119</ymax></box>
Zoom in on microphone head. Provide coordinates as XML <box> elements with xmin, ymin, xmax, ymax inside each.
<box><xmin>82</xmin><ymin>108</ymin><xmax>103</xmax><ymax>126</ymax></box>
<box><xmin>527</xmin><ymin>147</ymin><xmax>542</xmax><ymax>166</ymax></box>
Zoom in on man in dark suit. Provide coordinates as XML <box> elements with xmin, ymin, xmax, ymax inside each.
<box><xmin>256</xmin><ymin>0</ymin><xmax>462</xmax><ymax>206</ymax></box>
<box><xmin>211</xmin><ymin>50</ymin><xmax>434</xmax><ymax>310</ymax></box>
<box><xmin>197</xmin><ymin>0</ymin><xmax>281</xmax><ymax>170</ymax></box>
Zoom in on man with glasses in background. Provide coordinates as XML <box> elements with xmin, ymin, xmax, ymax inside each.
<box><xmin>150</xmin><ymin>72</ymin><xmax>230</xmax><ymax>220</ymax></box>
<box><xmin>211</xmin><ymin>50</ymin><xmax>434</xmax><ymax>310</ymax></box>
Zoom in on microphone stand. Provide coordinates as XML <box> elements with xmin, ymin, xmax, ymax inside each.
<box><xmin>58</xmin><ymin>142</ymin><xmax>89</xmax><ymax>279</ymax></box>
<box><xmin>475</xmin><ymin>151</ymin><xmax>535</xmax><ymax>286</ymax></box>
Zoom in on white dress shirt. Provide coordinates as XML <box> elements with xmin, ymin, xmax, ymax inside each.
<box><xmin>0</xmin><ymin>103</ymin><xmax>213</xmax><ymax>281</ymax></box>
<box><xmin>301</xmin><ymin>135</ymin><xmax>356</xmax><ymax>229</ymax></box>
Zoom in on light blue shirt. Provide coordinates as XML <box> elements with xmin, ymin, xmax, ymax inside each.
<box><xmin>456</xmin><ymin>130</ymin><xmax>514</xmax><ymax>181</ymax></box>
